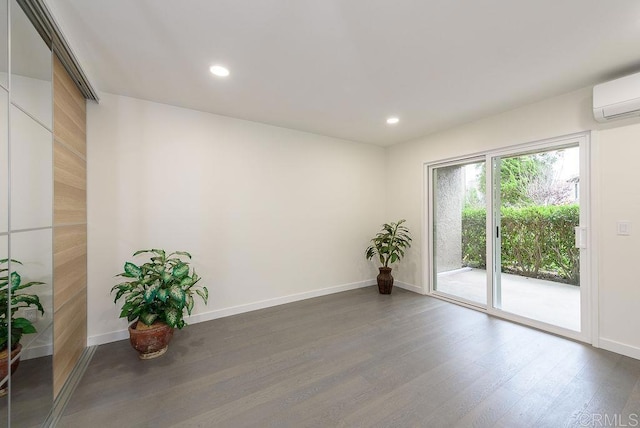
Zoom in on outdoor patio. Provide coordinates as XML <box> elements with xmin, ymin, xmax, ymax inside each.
<box><xmin>436</xmin><ymin>268</ymin><xmax>580</xmax><ymax>331</ymax></box>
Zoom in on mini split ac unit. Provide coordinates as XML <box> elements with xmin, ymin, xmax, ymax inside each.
<box><xmin>593</xmin><ymin>71</ymin><xmax>640</xmax><ymax>122</ymax></box>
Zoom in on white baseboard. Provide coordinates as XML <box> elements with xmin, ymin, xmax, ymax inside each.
<box><xmin>598</xmin><ymin>338</ymin><xmax>640</xmax><ymax>361</ymax></box>
<box><xmin>395</xmin><ymin>281</ymin><xmax>425</xmax><ymax>295</ymax></box>
<box><xmin>88</xmin><ymin>279</ymin><xmax>375</xmax><ymax>347</ymax></box>
<box><xmin>87</xmin><ymin>329</ymin><xmax>129</xmax><ymax>346</ymax></box>
<box><xmin>21</xmin><ymin>343</ymin><xmax>53</xmax><ymax>360</ymax></box>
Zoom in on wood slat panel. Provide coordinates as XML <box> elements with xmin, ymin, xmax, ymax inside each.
<box><xmin>54</xmin><ymin>81</ymin><xmax>85</xmax><ymax>133</ymax></box>
<box><xmin>54</xmin><ymin>108</ymin><xmax>86</xmax><ymax>157</ymax></box>
<box><xmin>53</xmin><ymin>54</ymin><xmax>87</xmax><ymax>400</ymax></box>
<box><xmin>54</xmin><ymin>140</ymin><xmax>86</xmax><ymax>190</ymax></box>
<box><xmin>54</xmin><ymin>224</ymin><xmax>87</xmax><ymax>312</ymax></box>
<box><xmin>54</xmin><ymin>182</ymin><xmax>86</xmax><ymax>224</ymax></box>
<box><xmin>53</xmin><ymin>56</ymin><xmax>86</xmax><ymax>157</ymax></box>
<box><xmin>54</xmin><ymin>142</ymin><xmax>86</xmax><ymax>225</ymax></box>
<box><xmin>53</xmin><ymin>290</ymin><xmax>86</xmax><ymax>397</ymax></box>
<box><xmin>54</xmin><ymin>60</ymin><xmax>85</xmax><ymax>121</ymax></box>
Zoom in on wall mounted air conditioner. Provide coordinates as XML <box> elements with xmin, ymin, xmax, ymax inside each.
<box><xmin>593</xmin><ymin>71</ymin><xmax>640</xmax><ymax>122</ymax></box>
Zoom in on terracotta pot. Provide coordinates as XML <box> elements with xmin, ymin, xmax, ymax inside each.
<box><xmin>128</xmin><ymin>321</ymin><xmax>174</xmax><ymax>360</ymax></box>
<box><xmin>377</xmin><ymin>267</ymin><xmax>394</xmax><ymax>294</ymax></box>
<box><xmin>0</xmin><ymin>343</ymin><xmax>22</xmax><ymax>397</ymax></box>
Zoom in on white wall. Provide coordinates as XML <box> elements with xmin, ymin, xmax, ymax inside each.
<box><xmin>386</xmin><ymin>86</ymin><xmax>640</xmax><ymax>359</ymax></box>
<box><xmin>88</xmin><ymin>87</ymin><xmax>640</xmax><ymax>361</ymax></box>
<box><xmin>597</xmin><ymin>123</ymin><xmax>640</xmax><ymax>357</ymax></box>
<box><xmin>87</xmin><ymin>93</ymin><xmax>386</xmax><ymax>344</ymax></box>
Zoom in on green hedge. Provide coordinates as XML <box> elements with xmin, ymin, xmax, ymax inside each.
<box><xmin>462</xmin><ymin>204</ymin><xmax>579</xmax><ymax>285</ymax></box>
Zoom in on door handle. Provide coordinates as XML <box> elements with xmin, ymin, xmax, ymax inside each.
<box><xmin>575</xmin><ymin>227</ymin><xmax>587</xmax><ymax>249</ymax></box>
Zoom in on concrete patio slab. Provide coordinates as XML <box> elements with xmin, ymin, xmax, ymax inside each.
<box><xmin>436</xmin><ymin>268</ymin><xmax>580</xmax><ymax>331</ymax></box>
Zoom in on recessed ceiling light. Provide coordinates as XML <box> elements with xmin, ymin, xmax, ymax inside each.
<box><xmin>210</xmin><ymin>65</ymin><xmax>230</xmax><ymax>77</ymax></box>
<box><xmin>386</xmin><ymin>117</ymin><xmax>399</xmax><ymax>125</ymax></box>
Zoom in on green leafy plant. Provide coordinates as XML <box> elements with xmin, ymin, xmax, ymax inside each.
<box><xmin>111</xmin><ymin>249</ymin><xmax>208</xmax><ymax>329</ymax></box>
<box><xmin>461</xmin><ymin>204</ymin><xmax>579</xmax><ymax>284</ymax></box>
<box><xmin>365</xmin><ymin>219</ymin><xmax>412</xmax><ymax>267</ymax></box>
<box><xmin>0</xmin><ymin>259</ymin><xmax>45</xmax><ymax>352</ymax></box>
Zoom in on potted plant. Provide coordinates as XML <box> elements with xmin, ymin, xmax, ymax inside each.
<box><xmin>111</xmin><ymin>249</ymin><xmax>208</xmax><ymax>359</ymax></box>
<box><xmin>0</xmin><ymin>259</ymin><xmax>45</xmax><ymax>397</ymax></box>
<box><xmin>365</xmin><ymin>219</ymin><xmax>412</xmax><ymax>294</ymax></box>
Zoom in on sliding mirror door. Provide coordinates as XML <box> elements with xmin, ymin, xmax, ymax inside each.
<box><xmin>0</xmin><ymin>7</ymin><xmax>7</xmax><ymax>418</ymax></box>
<box><xmin>1</xmin><ymin>1</ymin><xmax>53</xmax><ymax>426</ymax></box>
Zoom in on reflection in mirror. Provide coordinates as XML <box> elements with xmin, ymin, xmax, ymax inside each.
<box><xmin>0</xmin><ymin>247</ymin><xmax>52</xmax><ymax>426</ymax></box>
<box><xmin>10</xmin><ymin>106</ymin><xmax>53</xmax><ymax>231</ymax></box>
<box><xmin>0</xmin><ymin>0</ymin><xmax>6</xmax><ymax>90</ymax></box>
<box><xmin>10</xmin><ymin>229</ymin><xmax>53</xmax><ymax>350</ymax></box>
<box><xmin>11</xmin><ymin>0</ymin><xmax>51</xmax><ymax>128</ymax></box>
<box><xmin>0</xmin><ymin>88</ymin><xmax>6</xmax><ymax>233</ymax></box>
<box><xmin>0</xmin><ymin>235</ymin><xmax>8</xmax><ymax>426</ymax></box>
<box><xmin>4</xmin><ymin>0</ymin><xmax>53</xmax><ymax>425</ymax></box>
<box><xmin>7</xmin><ymin>113</ymin><xmax>53</xmax><ymax>428</ymax></box>
<box><xmin>0</xmin><ymin>79</ymin><xmax>6</xmax><ymax>428</ymax></box>
<box><xmin>9</xmin><ymin>326</ymin><xmax>52</xmax><ymax>426</ymax></box>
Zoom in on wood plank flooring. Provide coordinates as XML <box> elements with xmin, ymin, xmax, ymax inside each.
<box><xmin>60</xmin><ymin>287</ymin><xmax>640</xmax><ymax>427</ymax></box>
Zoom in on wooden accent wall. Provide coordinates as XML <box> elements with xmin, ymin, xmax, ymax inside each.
<box><xmin>52</xmin><ymin>55</ymin><xmax>87</xmax><ymax>397</ymax></box>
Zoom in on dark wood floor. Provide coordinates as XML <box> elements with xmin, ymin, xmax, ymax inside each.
<box><xmin>60</xmin><ymin>287</ymin><xmax>640</xmax><ymax>427</ymax></box>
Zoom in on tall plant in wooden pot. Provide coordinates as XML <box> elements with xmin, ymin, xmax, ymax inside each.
<box><xmin>0</xmin><ymin>259</ymin><xmax>45</xmax><ymax>396</ymax></box>
<box><xmin>111</xmin><ymin>249</ymin><xmax>208</xmax><ymax>359</ymax></box>
<box><xmin>365</xmin><ymin>220</ymin><xmax>412</xmax><ymax>294</ymax></box>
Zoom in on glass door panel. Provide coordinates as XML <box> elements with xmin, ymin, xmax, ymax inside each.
<box><xmin>493</xmin><ymin>146</ymin><xmax>581</xmax><ymax>331</ymax></box>
<box><xmin>432</xmin><ymin>160</ymin><xmax>487</xmax><ymax>305</ymax></box>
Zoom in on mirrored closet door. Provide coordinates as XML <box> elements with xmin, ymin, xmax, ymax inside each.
<box><xmin>0</xmin><ymin>0</ymin><xmax>53</xmax><ymax>426</ymax></box>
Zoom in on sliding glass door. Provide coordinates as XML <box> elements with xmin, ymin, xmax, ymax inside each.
<box><xmin>428</xmin><ymin>134</ymin><xmax>589</xmax><ymax>339</ymax></box>
<box><xmin>431</xmin><ymin>159</ymin><xmax>487</xmax><ymax>306</ymax></box>
<box><xmin>493</xmin><ymin>145</ymin><xmax>581</xmax><ymax>331</ymax></box>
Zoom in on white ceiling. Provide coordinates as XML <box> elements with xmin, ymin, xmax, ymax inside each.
<box><xmin>46</xmin><ymin>0</ymin><xmax>640</xmax><ymax>146</ymax></box>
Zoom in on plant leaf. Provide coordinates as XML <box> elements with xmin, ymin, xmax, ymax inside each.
<box><xmin>162</xmin><ymin>271</ymin><xmax>172</xmax><ymax>284</ymax></box>
<box><xmin>124</xmin><ymin>262</ymin><xmax>142</xmax><ymax>279</ymax></box>
<box><xmin>13</xmin><ymin>294</ymin><xmax>44</xmax><ymax>313</ymax></box>
<box><xmin>143</xmin><ymin>282</ymin><xmax>160</xmax><ymax>303</ymax></box>
<box><xmin>180</xmin><ymin>277</ymin><xmax>194</xmax><ymax>287</ymax></box>
<box><xmin>132</xmin><ymin>249</ymin><xmax>153</xmax><ymax>257</ymax></box>
<box><xmin>186</xmin><ymin>295</ymin><xmax>194</xmax><ymax>315</ymax></box>
<box><xmin>165</xmin><ymin>307</ymin><xmax>179</xmax><ymax>328</ymax></box>
<box><xmin>173</xmin><ymin>263</ymin><xmax>190</xmax><ymax>279</ymax></box>
<box><xmin>157</xmin><ymin>288</ymin><xmax>168</xmax><ymax>303</ymax></box>
<box><xmin>171</xmin><ymin>251</ymin><xmax>192</xmax><ymax>259</ymax></box>
<box><xmin>169</xmin><ymin>286</ymin><xmax>186</xmax><ymax>306</ymax></box>
<box><xmin>196</xmin><ymin>287</ymin><xmax>208</xmax><ymax>304</ymax></box>
<box><xmin>10</xmin><ymin>271</ymin><xmax>20</xmax><ymax>288</ymax></box>
<box><xmin>191</xmin><ymin>272</ymin><xmax>200</xmax><ymax>284</ymax></box>
<box><xmin>12</xmin><ymin>317</ymin><xmax>35</xmax><ymax>332</ymax></box>
<box><xmin>139</xmin><ymin>312</ymin><xmax>158</xmax><ymax>326</ymax></box>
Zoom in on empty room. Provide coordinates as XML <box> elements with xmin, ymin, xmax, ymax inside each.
<box><xmin>1</xmin><ymin>0</ymin><xmax>640</xmax><ymax>427</ymax></box>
